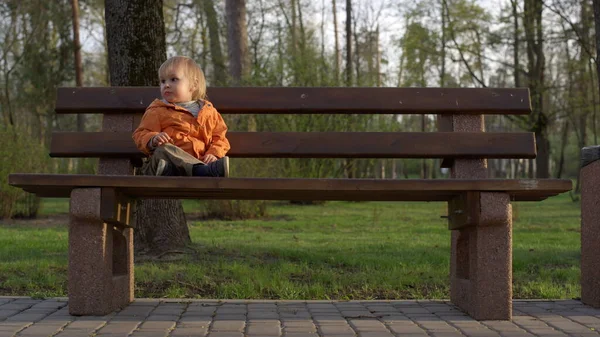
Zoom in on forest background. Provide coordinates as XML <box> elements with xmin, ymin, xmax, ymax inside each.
<box><xmin>0</xmin><ymin>0</ymin><xmax>598</xmax><ymax>219</ymax></box>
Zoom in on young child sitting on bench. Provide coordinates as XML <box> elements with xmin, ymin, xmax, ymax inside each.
<box><xmin>133</xmin><ymin>56</ymin><xmax>230</xmax><ymax>177</ymax></box>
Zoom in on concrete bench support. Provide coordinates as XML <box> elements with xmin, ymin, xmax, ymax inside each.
<box><xmin>449</xmin><ymin>192</ymin><xmax>512</xmax><ymax>320</ymax></box>
<box><xmin>581</xmin><ymin>145</ymin><xmax>600</xmax><ymax>308</ymax></box>
<box><xmin>68</xmin><ymin>189</ymin><xmax>134</xmax><ymax>316</ymax></box>
<box><xmin>442</xmin><ymin>114</ymin><xmax>513</xmax><ymax>320</ymax></box>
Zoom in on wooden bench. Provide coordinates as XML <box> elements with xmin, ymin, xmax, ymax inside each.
<box><xmin>8</xmin><ymin>87</ymin><xmax>572</xmax><ymax>320</ymax></box>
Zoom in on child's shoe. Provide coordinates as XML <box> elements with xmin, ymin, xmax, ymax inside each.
<box><xmin>192</xmin><ymin>156</ymin><xmax>229</xmax><ymax>177</ymax></box>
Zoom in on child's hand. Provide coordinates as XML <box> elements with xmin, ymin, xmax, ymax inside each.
<box><xmin>152</xmin><ymin>132</ymin><xmax>173</xmax><ymax>147</ymax></box>
<box><xmin>202</xmin><ymin>154</ymin><xmax>218</xmax><ymax>163</ymax></box>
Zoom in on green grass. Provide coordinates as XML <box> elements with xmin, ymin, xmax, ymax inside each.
<box><xmin>0</xmin><ymin>193</ymin><xmax>581</xmax><ymax>300</ymax></box>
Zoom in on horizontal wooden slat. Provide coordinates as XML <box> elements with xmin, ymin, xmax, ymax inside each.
<box><xmin>50</xmin><ymin>131</ymin><xmax>537</xmax><ymax>159</ymax></box>
<box><xmin>9</xmin><ymin>174</ymin><xmax>571</xmax><ymax>202</ymax></box>
<box><xmin>56</xmin><ymin>87</ymin><xmax>532</xmax><ymax>115</ymax></box>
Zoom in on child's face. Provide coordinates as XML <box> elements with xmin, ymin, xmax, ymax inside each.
<box><xmin>160</xmin><ymin>65</ymin><xmax>195</xmax><ymax>103</ymax></box>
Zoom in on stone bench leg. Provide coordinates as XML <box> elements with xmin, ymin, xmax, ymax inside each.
<box><xmin>439</xmin><ymin>114</ymin><xmax>512</xmax><ymax>319</ymax></box>
<box><xmin>582</xmin><ymin>146</ymin><xmax>600</xmax><ymax>307</ymax></box>
<box><xmin>449</xmin><ymin>192</ymin><xmax>513</xmax><ymax>320</ymax></box>
<box><xmin>68</xmin><ymin>188</ymin><xmax>134</xmax><ymax>315</ymax></box>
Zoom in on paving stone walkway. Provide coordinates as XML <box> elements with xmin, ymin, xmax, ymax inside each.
<box><xmin>1</xmin><ymin>297</ymin><xmax>600</xmax><ymax>337</ymax></box>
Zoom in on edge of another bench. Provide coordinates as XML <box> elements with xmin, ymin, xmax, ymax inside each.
<box><xmin>8</xmin><ymin>174</ymin><xmax>572</xmax><ymax>202</ymax></box>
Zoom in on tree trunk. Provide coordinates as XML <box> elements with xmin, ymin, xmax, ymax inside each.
<box><xmin>556</xmin><ymin>119</ymin><xmax>569</xmax><ymax>178</ymax></box>
<box><xmin>291</xmin><ymin>0</ymin><xmax>298</xmax><ymax>52</ymax></box>
<box><xmin>297</xmin><ymin>0</ymin><xmax>306</xmax><ymax>53</ymax></box>
<box><xmin>345</xmin><ymin>0</ymin><xmax>352</xmax><ymax>86</ymax></box>
<box><xmin>577</xmin><ymin>0</ymin><xmax>591</xmax><ymax>150</ymax></box>
<box><xmin>332</xmin><ymin>0</ymin><xmax>340</xmax><ymax>85</ymax></box>
<box><xmin>226</xmin><ymin>0</ymin><xmax>249</xmax><ymax>85</ymax></box>
<box><xmin>440</xmin><ymin>0</ymin><xmax>446</xmax><ymax>87</ymax></box>
<box><xmin>204</xmin><ymin>0</ymin><xmax>227</xmax><ymax>86</ymax></box>
<box><xmin>105</xmin><ymin>0</ymin><xmax>191</xmax><ymax>255</ymax></box>
<box><xmin>511</xmin><ymin>0</ymin><xmax>520</xmax><ymax>87</ymax></box>
<box><xmin>524</xmin><ymin>0</ymin><xmax>549</xmax><ymax>178</ymax></box>
<box><xmin>71</xmin><ymin>0</ymin><xmax>85</xmax><ymax>133</ymax></box>
<box><xmin>353</xmin><ymin>18</ymin><xmax>360</xmax><ymax>85</ymax></box>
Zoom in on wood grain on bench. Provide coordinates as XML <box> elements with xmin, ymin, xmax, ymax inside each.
<box><xmin>55</xmin><ymin>87</ymin><xmax>532</xmax><ymax>115</ymax></box>
<box><xmin>50</xmin><ymin>131</ymin><xmax>537</xmax><ymax>159</ymax></box>
<box><xmin>9</xmin><ymin>174</ymin><xmax>571</xmax><ymax>201</ymax></box>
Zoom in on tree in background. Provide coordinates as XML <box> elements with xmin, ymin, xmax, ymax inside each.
<box><xmin>0</xmin><ymin>1</ymin><xmax>72</xmax><ymax>218</ymax></box>
<box><xmin>226</xmin><ymin>0</ymin><xmax>250</xmax><ymax>85</ymax></box>
<box><xmin>204</xmin><ymin>0</ymin><xmax>227</xmax><ymax>86</ymax></box>
<box><xmin>105</xmin><ymin>0</ymin><xmax>191</xmax><ymax>256</ymax></box>
<box><xmin>524</xmin><ymin>0</ymin><xmax>549</xmax><ymax>178</ymax></box>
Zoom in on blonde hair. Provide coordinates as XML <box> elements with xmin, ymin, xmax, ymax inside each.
<box><xmin>158</xmin><ymin>56</ymin><xmax>206</xmax><ymax>100</ymax></box>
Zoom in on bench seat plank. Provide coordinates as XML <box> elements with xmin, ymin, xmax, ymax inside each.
<box><xmin>56</xmin><ymin>87</ymin><xmax>531</xmax><ymax>115</ymax></box>
<box><xmin>50</xmin><ymin>131</ymin><xmax>536</xmax><ymax>159</ymax></box>
<box><xmin>9</xmin><ymin>174</ymin><xmax>571</xmax><ymax>202</ymax></box>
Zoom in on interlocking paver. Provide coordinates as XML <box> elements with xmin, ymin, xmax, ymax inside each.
<box><xmin>245</xmin><ymin>322</ymin><xmax>281</xmax><ymax>336</ymax></box>
<box><xmin>3</xmin><ymin>313</ymin><xmax>48</xmax><ymax>323</ymax></box>
<box><xmin>0</xmin><ymin>303</ymin><xmax>33</xmax><ymax>312</ymax></box>
<box><xmin>3</xmin><ymin>298</ymin><xmax>600</xmax><ymax>336</ymax></box>
<box><xmin>0</xmin><ymin>322</ymin><xmax>32</xmax><ymax>336</ymax></box>
<box><xmin>211</xmin><ymin>319</ymin><xmax>246</xmax><ymax>332</ymax></box>
<box><xmin>130</xmin><ymin>320</ymin><xmax>177</xmax><ymax>337</ymax></box>
<box><xmin>170</xmin><ymin>326</ymin><xmax>208</xmax><ymax>336</ymax></box>
<box><xmin>54</xmin><ymin>319</ymin><xmax>107</xmax><ymax>336</ymax></box>
<box><xmin>207</xmin><ymin>332</ymin><xmax>244</xmax><ymax>337</ymax></box>
<box><xmin>14</xmin><ymin>321</ymin><xmax>71</xmax><ymax>336</ymax></box>
<box><xmin>0</xmin><ymin>310</ymin><xmax>21</xmax><ymax>321</ymax></box>
<box><xmin>247</xmin><ymin>311</ymin><xmax>279</xmax><ymax>319</ymax></box>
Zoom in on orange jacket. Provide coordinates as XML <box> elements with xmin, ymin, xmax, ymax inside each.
<box><xmin>132</xmin><ymin>99</ymin><xmax>230</xmax><ymax>159</ymax></box>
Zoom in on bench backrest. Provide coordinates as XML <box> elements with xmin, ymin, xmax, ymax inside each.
<box><xmin>53</xmin><ymin>87</ymin><xmax>534</xmax><ymax>170</ymax></box>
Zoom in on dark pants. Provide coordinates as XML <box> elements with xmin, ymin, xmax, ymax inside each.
<box><xmin>140</xmin><ymin>143</ymin><xmax>205</xmax><ymax>176</ymax></box>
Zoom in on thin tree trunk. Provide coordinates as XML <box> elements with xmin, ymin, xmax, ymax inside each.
<box><xmin>353</xmin><ymin>17</ymin><xmax>360</xmax><ymax>85</ymax></box>
<box><xmin>297</xmin><ymin>0</ymin><xmax>306</xmax><ymax>53</ymax></box>
<box><xmin>226</xmin><ymin>0</ymin><xmax>251</xmax><ymax>130</ymax></box>
<box><xmin>200</xmin><ymin>15</ymin><xmax>208</xmax><ymax>71</ymax></box>
<box><xmin>343</xmin><ymin>0</ymin><xmax>353</xmax><ymax>176</ymax></box>
<box><xmin>291</xmin><ymin>0</ymin><xmax>297</xmax><ymax>52</ymax></box>
<box><xmin>204</xmin><ymin>0</ymin><xmax>227</xmax><ymax>86</ymax></box>
<box><xmin>375</xmin><ymin>27</ymin><xmax>380</xmax><ymax>86</ymax></box>
<box><xmin>226</xmin><ymin>0</ymin><xmax>249</xmax><ymax>85</ymax></box>
<box><xmin>578</xmin><ymin>0</ymin><xmax>591</xmax><ymax>149</ymax></box>
<box><xmin>440</xmin><ymin>0</ymin><xmax>446</xmax><ymax>87</ymax></box>
<box><xmin>105</xmin><ymin>0</ymin><xmax>190</xmax><ymax>255</ymax></box>
<box><xmin>589</xmin><ymin>61</ymin><xmax>599</xmax><ymax>144</ymax></box>
<box><xmin>556</xmin><ymin>119</ymin><xmax>570</xmax><ymax>178</ymax></box>
<box><xmin>332</xmin><ymin>0</ymin><xmax>340</xmax><ymax>85</ymax></box>
<box><xmin>511</xmin><ymin>0</ymin><xmax>520</xmax><ymax>87</ymax></box>
<box><xmin>524</xmin><ymin>0</ymin><xmax>548</xmax><ymax>178</ymax></box>
<box><xmin>320</xmin><ymin>0</ymin><xmax>326</xmax><ymax>84</ymax></box>
<box><xmin>345</xmin><ymin>0</ymin><xmax>352</xmax><ymax>86</ymax></box>
<box><xmin>71</xmin><ymin>0</ymin><xmax>85</xmax><ymax>133</ymax></box>
<box><xmin>276</xmin><ymin>21</ymin><xmax>284</xmax><ymax>86</ymax></box>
